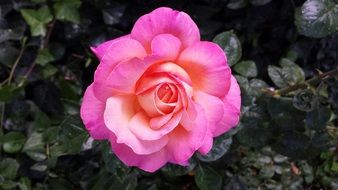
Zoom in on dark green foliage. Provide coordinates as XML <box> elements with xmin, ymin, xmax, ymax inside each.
<box><xmin>1</xmin><ymin>0</ymin><xmax>338</xmax><ymax>189</ymax></box>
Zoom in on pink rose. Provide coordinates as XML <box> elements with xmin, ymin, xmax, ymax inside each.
<box><xmin>80</xmin><ymin>7</ymin><xmax>241</xmax><ymax>172</ymax></box>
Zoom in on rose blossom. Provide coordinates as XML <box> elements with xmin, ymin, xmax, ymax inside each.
<box><xmin>80</xmin><ymin>7</ymin><xmax>241</xmax><ymax>172</ymax></box>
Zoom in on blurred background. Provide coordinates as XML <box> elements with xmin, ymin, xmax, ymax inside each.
<box><xmin>0</xmin><ymin>0</ymin><xmax>338</xmax><ymax>189</ymax></box>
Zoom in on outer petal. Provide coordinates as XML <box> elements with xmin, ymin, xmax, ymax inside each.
<box><xmin>80</xmin><ymin>84</ymin><xmax>111</xmax><ymax>139</ymax></box>
<box><xmin>104</xmin><ymin>96</ymin><xmax>168</xmax><ymax>155</ymax></box>
<box><xmin>151</xmin><ymin>34</ymin><xmax>181</xmax><ymax>61</ymax></box>
<box><xmin>193</xmin><ymin>91</ymin><xmax>224</xmax><ymax>133</ymax></box>
<box><xmin>177</xmin><ymin>41</ymin><xmax>231</xmax><ymax>98</ymax></box>
<box><xmin>167</xmin><ymin>102</ymin><xmax>208</xmax><ymax>163</ymax></box>
<box><xmin>109</xmin><ymin>134</ymin><xmax>169</xmax><ymax>172</ymax></box>
<box><xmin>198</xmin><ymin>130</ymin><xmax>213</xmax><ymax>155</ymax></box>
<box><xmin>131</xmin><ymin>7</ymin><xmax>200</xmax><ymax>52</ymax></box>
<box><xmin>91</xmin><ymin>35</ymin><xmax>131</xmax><ymax>60</ymax></box>
<box><xmin>213</xmin><ymin>76</ymin><xmax>241</xmax><ymax>137</ymax></box>
<box><xmin>93</xmin><ymin>38</ymin><xmax>147</xmax><ymax>83</ymax></box>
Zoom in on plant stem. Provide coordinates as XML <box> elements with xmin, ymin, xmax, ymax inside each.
<box><xmin>0</xmin><ymin>103</ymin><xmax>4</xmax><ymax>135</ymax></box>
<box><xmin>265</xmin><ymin>67</ymin><xmax>338</xmax><ymax>96</ymax></box>
<box><xmin>7</xmin><ymin>38</ymin><xmax>27</xmax><ymax>85</ymax></box>
<box><xmin>21</xmin><ymin>19</ymin><xmax>56</xmax><ymax>82</ymax></box>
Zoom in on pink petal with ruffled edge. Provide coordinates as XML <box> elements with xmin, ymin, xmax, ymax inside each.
<box><xmin>92</xmin><ymin>37</ymin><xmax>147</xmax><ymax>83</ymax></box>
<box><xmin>80</xmin><ymin>84</ymin><xmax>111</xmax><ymax>140</ymax></box>
<box><xmin>177</xmin><ymin>41</ymin><xmax>231</xmax><ymax>98</ymax></box>
<box><xmin>167</xmin><ymin>102</ymin><xmax>208</xmax><ymax>163</ymax></box>
<box><xmin>213</xmin><ymin>76</ymin><xmax>241</xmax><ymax>137</ymax></box>
<box><xmin>131</xmin><ymin>7</ymin><xmax>200</xmax><ymax>52</ymax></box>
<box><xmin>109</xmin><ymin>134</ymin><xmax>169</xmax><ymax>172</ymax></box>
<box><xmin>106</xmin><ymin>56</ymin><xmax>160</xmax><ymax>94</ymax></box>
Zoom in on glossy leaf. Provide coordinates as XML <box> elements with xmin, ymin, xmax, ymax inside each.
<box><xmin>0</xmin><ymin>131</ymin><xmax>26</xmax><ymax>153</ymax></box>
<box><xmin>54</xmin><ymin>0</ymin><xmax>82</xmax><ymax>24</ymax></box>
<box><xmin>0</xmin><ymin>158</ymin><xmax>19</xmax><ymax>180</ymax></box>
<box><xmin>195</xmin><ymin>165</ymin><xmax>222</xmax><ymax>190</ymax></box>
<box><xmin>295</xmin><ymin>0</ymin><xmax>338</xmax><ymax>38</ymax></box>
<box><xmin>197</xmin><ymin>133</ymin><xmax>233</xmax><ymax>162</ymax></box>
<box><xmin>234</xmin><ymin>60</ymin><xmax>258</xmax><ymax>78</ymax></box>
<box><xmin>20</xmin><ymin>6</ymin><xmax>53</xmax><ymax>36</ymax></box>
<box><xmin>213</xmin><ymin>31</ymin><xmax>242</xmax><ymax>66</ymax></box>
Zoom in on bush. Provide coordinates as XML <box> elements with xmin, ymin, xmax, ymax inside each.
<box><xmin>0</xmin><ymin>0</ymin><xmax>338</xmax><ymax>189</ymax></box>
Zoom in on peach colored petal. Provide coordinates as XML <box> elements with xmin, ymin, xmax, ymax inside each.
<box><xmin>177</xmin><ymin>41</ymin><xmax>231</xmax><ymax>98</ymax></box>
<box><xmin>104</xmin><ymin>96</ymin><xmax>168</xmax><ymax>155</ymax></box>
<box><xmin>129</xmin><ymin>111</ymin><xmax>182</xmax><ymax>141</ymax></box>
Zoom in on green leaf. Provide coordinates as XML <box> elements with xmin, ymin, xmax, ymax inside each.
<box><xmin>33</xmin><ymin>109</ymin><xmax>51</xmax><ymax>130</ymax></box>
<box><xmin>36</xmin><ymin>48</ymin><xmax>55</xmax><ymax>66</ymax></box>
<box><xmin>0</xmin><ymin>158</ymin><xmax>19</xmax><ymax>180</ymax></box>
<box><xmin>58</xmin><ymin>115</ymin><xmax>88</xmax><ymax>154</ymax></box>
<box><xmin>305</xmin><ymin>105</ymin><xmax>331</xmax><ymax>130</ymax></box>
<box><xmin>195</xmin><ymin>165</ymin><xmax>222</xmax><ymax>190</ymax></box>
<box><xmin>224</xmin><ymin>176</ymin><xmax>247</xmax><ymax>190</ymax></box>
<box><xmin>23</xmin><ymin>132</ymin><xmax>47</xmax><ymax>161</ymax></box>
<box><xmin>18</xmin><ymin>177</ymin><xmax>31</xmax><ymax>190</ymax></box>
<box><xmin>267</xmin><ymin>97</ymin><xmax>306</xmax><ymax>130</ymax></box>
<box><xmin>54</xmin><ymin>0</ymin><xmax>82</xmax><ymax>24</ymax></box>
<box><xmin>268</xmin><ymin>65</ymin><xmax>288</xmax><ymax>88</ymax></box>
<box><xmin>197</xmin><ymin>133</ymin><xmax>232</xmax><ymax>162</ymax></box>
<box><xmin>161</xmin><ymin>160</ymin><xmax>196</xmax><ymax>176</ymax></box>
<box><xmin>0</xmin><ymin>43</ymin><xmax>19</xmax><ymax>66</ymax></box>
<box><xmin>279</xmin><ymin>58</ymin><xmax>305</xmax><ymax>83</ymax></box>
<box><xmin>0</xmin><ymin>131</ymin><xmax>26</xmax><ymax>153</ymax></box>
<box><xmin>234</xmin><ymin>60</ymin><xmax>258</xmax><ymax>78</ymax></box>
<box><xmin>42</xmin><ymin>64</ymin><xmax>58</xmax><ymax>78</ymax></box>
<box><xmin>295</xmin><ymin>0</ymin><xmax>338</xmax><ymax>38</ymax></box>
<box><xmin>273</xmin><ymin>132</ymin><xmax>310</xmax><ymax>159</ymax></box>
<box><xmin>0</xmin><ymin>85</ymin><xmax>23</xmax><ymax>102</ymax></box>
<box><xmin>249</xmin><ymin>0</ymin><xmax>272</xmax><ymax>6</ymax></box>
<box><xmin>20</xmin><ymin>6</ymin><xmax>53</xmax><ymax>36</ymax></box>
<box><xmin>213</xmin><ymin>31</ymin><xmax>242</xmax><ymax>66</ymax></box>
<box><xmin>268</xmin><ymin>59</ymin><xmax>305</xmax><ymax>88</ymax></box>
<box><xmin>227</xmin><ymin>0</ymin><xmax>248</xmax><ymax>9</ymax></box>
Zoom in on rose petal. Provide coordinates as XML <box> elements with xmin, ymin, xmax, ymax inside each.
<box><xmin>93</xmin><ymin>38</ymin><xmax>147</xmax><ymax>83</ymax></box>
<box><xmin>213</xmin><ymin>76</ymin><xmax>241</xmax><ymax>137</ymax></box>
<box><xmin>194</xmin><ymin>91</ymin><xmax>224</xmax><ymax>133</ymax></box>
<box><xmin>109</xmin><ymin>134</ymin><xmax>169</xmax><ymax>172</ymax></box>
<box><xmin>129</xmin><ymin>111</ymin><xmax>182</xmax><ymax>141</ymax></box>
<box><xmin>151</xmin><ymin>34</ymin><xmax>181</xmax><ymax>61</ymax></box>
<box><xmin>167</xmin><ymin>102</ymin><xmax>208</xmax><ymax>163</ymax></box>
<box><xmin>80</xmin><ymin>84</ymin><xmax>110</xmax><ymax>139</ymax></box>
<box><xmin>177</xmin><ymin>41</ymin><xmax>231</xmax><ymax>98</ymax></box>
<box><xmin>104</xmin><ymin>96</ymin><xmax>168</xmax><ymax>155</ymax></box>
<box><xmin>106</xmin><ymin>56</ymin><xmax>160</xmax><ymax>94</ymax></box>
<box><xmin>91</xmin><ymin>35</ymin><xmax>131</xmax><ymax>60</ymax></box>
<box><xmin>198</xmin><ymin>130</ymin><xmax>213</xmax><ymax>155</ymax></box>
<box><xmin>131</xmin><ymin>7</ymin><xmax>200</xmax><ymax>52</ymax></box>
